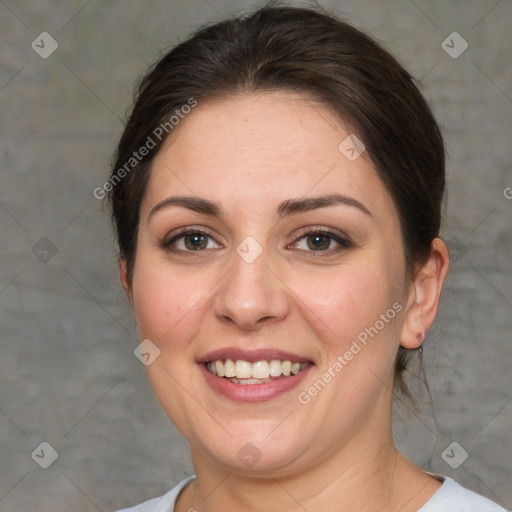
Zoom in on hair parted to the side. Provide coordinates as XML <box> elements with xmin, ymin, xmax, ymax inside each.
<box><xmin>108</xmin><ymin>3</ymin><xmax>445</xmax><ymax>400</ymax></box>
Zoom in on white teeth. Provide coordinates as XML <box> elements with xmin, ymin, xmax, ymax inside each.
<box><xmin>252</xmin><ymin>360</ymin><xmax>270</xmax><ymax>379</ymax></box>
<box><xmin>224</xmin><ymin>359</ymin><xmax>236</xmax><ymax>378</ymax></box>
<box><xmin>269</xmin><ymin>359</ymin><xmax>282</xmax><ymax>377</ymax></box>
<box><xmin>235</xmin><ymin>360</ymin><xmax>252</xmax><ymax>379</ymax></box>
<box><xmin>206</xmin><ymin>358</ymin><xmax>309</xmax><ymax>381</ymax></box>
<box><xmin>215</xmin><ymin>360</ymin><xmax>225</xmax><ymax>377</ymax></box>
<box><xmin>230</xmin><ymin>377</ymin><xmax>273</xmax><ymax>385</ymax></box>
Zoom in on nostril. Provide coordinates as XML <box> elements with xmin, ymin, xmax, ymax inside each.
<box><xmin>213</xmin><ymin>269</ymin><xmax>290</xmax><ymax>329</ymax></box>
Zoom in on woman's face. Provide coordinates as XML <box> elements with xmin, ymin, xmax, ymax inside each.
<box><xmin>125</xmin><ymin>92</ymin><xmax>414</xmax><ymax>474</ymax></box>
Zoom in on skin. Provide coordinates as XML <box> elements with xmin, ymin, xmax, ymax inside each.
<box><xmin>120</xmin><ymin>92</ymin><xmax>450</xmax><ymax>512</ymax></box>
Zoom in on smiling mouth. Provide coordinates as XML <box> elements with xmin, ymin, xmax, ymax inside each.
<box><xmin>205</xmin><ymin>359</ymin><xmax>310</xmax><ymax>385</ymax></box>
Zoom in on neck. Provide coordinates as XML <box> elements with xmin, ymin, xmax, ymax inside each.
<box><xmin>176</xmin><ymin>425</ymin><xmax>441</xmax><ymax>512</ymax></box>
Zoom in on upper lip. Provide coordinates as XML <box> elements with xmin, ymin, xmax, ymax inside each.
<box><xmin>197</xmin><ymin>348</ymin><xmax>312</xmax><ymax>364</ymax></box>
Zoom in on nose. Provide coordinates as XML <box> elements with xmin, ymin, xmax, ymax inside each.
<box><xmin>213</xmin><ymin>248</ymin><xmax>290</xmax><ymax>330</ymax></box>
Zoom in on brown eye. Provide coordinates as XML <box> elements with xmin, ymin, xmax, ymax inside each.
<box><xmin>183</xmin><ymin>233</ymin><xmax>209</xmax><ymax>250</ymax></box>
<box><xmin>163</xmin><ymin>229</ymin><xmax>221</xmax><ymax>252</ymax></box>
<box><xmin>291</xmin><ymin>230</ymin><xmax>351</xmax><ymax>253</ymax></box>
<box><xmin>306</xmin><ymin>233</ymin><xmax>332</xmax><ymax>251</ymax></box>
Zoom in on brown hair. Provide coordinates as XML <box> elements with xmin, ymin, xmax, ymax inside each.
<box><xmin>108</xmin><ymin>4</ymin><xmax>445</xmax><ymax>396</ymax></box>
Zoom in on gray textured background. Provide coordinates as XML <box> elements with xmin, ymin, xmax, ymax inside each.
<box><xmin>0</xmin><ymin>0</ymin><xmax>511</xmax><ymax>510</ymax></box>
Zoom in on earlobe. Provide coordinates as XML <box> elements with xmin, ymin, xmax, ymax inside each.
<box><xmin>400</xmin><ymin>238</ymin><xmax>450</xmax><ymax>349</ymax></box>
<box><xmin>119</xmin><ymin>259</ymin><xmax>135</xmax><ymax>311</ymax></box>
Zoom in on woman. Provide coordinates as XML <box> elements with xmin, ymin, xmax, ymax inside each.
<box><xmin>109</xmin><ymin>5</ymin><xmax>507</xmax><ymax>511</ymax></box>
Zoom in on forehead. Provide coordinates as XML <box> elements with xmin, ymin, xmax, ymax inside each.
<box><xmin>142</xmin><ymin>92</ymin><xmax>395</xmax><ymax>218</ymax></box>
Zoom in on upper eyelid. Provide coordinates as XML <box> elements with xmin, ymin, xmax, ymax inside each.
<box><xmin>165</xmin><ymin>226</ymin><xmax>347</xmax><ymax>239</ymax></box>
<box><xmin>161</xmin><ymin>232</ymin><xmax>221</xmax><ymax>254</ymax></box>
<box><xmin>291</xmin><ymin>226</ymin><xmax>352</xmax><ymax>246</ymax></box>
<box><xmin>165</xmin><ymin>226</ymin><xmax>216</xmax><ymax>241</ymax></box>
<box><xmin>163</xmin><ymin>227</ymin><xmax>350</xmax><ymax>251</ymax></box>
<box><xmin>293</xmin><ymin>226</ymin><xmax>349</xmax><ymax>238</ymax></box>
<box><xmin>289</xmin><ymin>230</ymin><xmax>351</xmax><ymax>249</ymax></box>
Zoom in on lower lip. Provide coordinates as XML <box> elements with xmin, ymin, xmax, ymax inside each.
<box><xmin>199</xmin><ymin>363</ymin><xmax>313</xmax><ymax>403</ymax></box>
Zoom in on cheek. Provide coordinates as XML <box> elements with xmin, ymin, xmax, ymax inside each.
<box><xmin>296</xmin><ymin>264</ymin><xmax>400</xmax><ymax>336</ymax></box>
<box><xmin>130</xmin><ymin>260</ymin><xmax>214</xmax><ymax>433</ymax></box>
<box><xmin>288</xmin><ymin>257</ymin><xmax>405</xmax><ymax>386</ymax></box>
<box><xmin>131</xmin><ymin>259</ymin><xmax>213</xmax><ymax>344</ymax></box>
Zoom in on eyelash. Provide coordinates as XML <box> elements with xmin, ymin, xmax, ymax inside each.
<box><xmin>161</xmin><ymin>226</ymin><xmax>217</xmax><ymax>251</ymax></box>
<box><xmin>161</xmin><ymin>226</ymin><xmax>352</xmax><ymax>255</ymax></box>
<box><xmin>290</xmin><ymin>227</ymin><xmax>352</xmax><ymax>254</ymax></box>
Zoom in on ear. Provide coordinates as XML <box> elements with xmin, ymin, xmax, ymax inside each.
<box><xmin>119</xmin><ymin>259</ymin><xmax>134</xmax><ymax>311</ymax></box>
<box><xmin>400</xmin><ymin>238</ymin><xmax>450</xmax><ymax>349</ymax></box>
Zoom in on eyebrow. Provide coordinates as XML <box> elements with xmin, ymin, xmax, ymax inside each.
<box><xmin>149</xmin><ymin>196</ymin><xmax>222</xmax><ymax>220</ymax></box>
<box><xmin>276</xmin><ymin>194</ymin><xmax>371</xmax><ymax>218</ymax></box>
<box><xmin>148</xmin><ymin>193</ymin><xmax>371</xmax><ymax>221</ymax></box>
